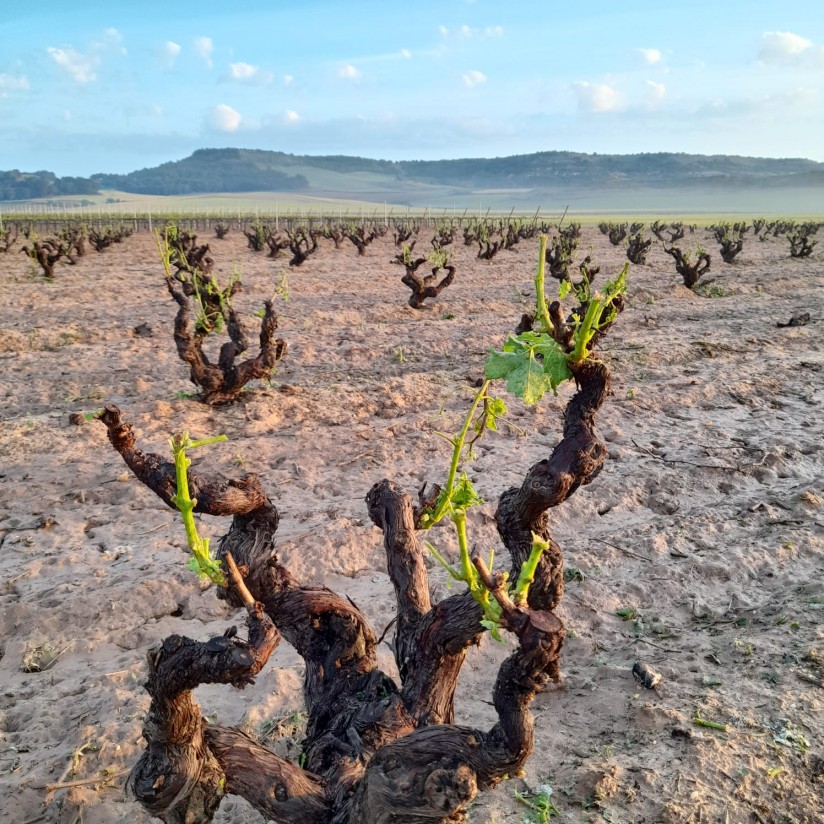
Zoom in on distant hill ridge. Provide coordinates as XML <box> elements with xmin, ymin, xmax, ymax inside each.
<box><xmin>2</xmin><ymin>147</ymin><xmax>824</xmax><ymax>201</ymax></box>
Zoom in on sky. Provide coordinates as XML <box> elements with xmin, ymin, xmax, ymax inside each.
<box><xmin>1</xmin><ymin>0</ymin><xmax>823</xmax><ymax>176</ymax></box>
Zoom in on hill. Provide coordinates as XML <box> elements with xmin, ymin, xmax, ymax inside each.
<box><xmin>91</xmin><ymin>149</ymin><xmax>309</xmax><ymax>196</ymax></box>
<box><xmin>2</xmin><ymin>148</ymin><xmax>824</xmax><ymax>212</ymax></box>
<box><xmin>97</xmin><ymin>147</ymin><xmax>824</xmax><ymax>194</ymax></box>
<box><xmin>0</xmin><ymin>169</ymin><xmax>98</xmax><ymax>201</ymax></box>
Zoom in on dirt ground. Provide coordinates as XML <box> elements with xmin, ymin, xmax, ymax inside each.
<box><xmin>0</xmin><ymin>222</ymin><xmax>822</xmax><ymax>824</ymax></box>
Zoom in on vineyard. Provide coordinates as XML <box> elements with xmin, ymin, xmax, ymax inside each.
<box><xmin>0</xmin><ymin>214</ymin><xmax>823</xmax><ymax>823</ymax></box>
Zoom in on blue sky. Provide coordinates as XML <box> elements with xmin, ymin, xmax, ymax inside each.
<box><xmin>1</xmin><ymin>0</ymin><xmax>823</xmax><ymax>175</ymax></box>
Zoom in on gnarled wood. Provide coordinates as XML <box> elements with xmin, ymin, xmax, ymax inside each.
<box><xmin>626</xmin><ymin>233</ymin><xmax>652</xmax><ymax>265</ymax></box>
<box><xmin>401</xmin><ymin>264</ymin><xmax>455</xmax><ymax>308</ymax></box>
<box><xmin>127</xmin><ymin>599</ymin><xmax>279</xmax><ymax>823</ymax></box>
<box><xmin>166</xmin><ymin>278</ymin><xmax>286</xmax><ymax>404</ymax></box>
<box><xmin>104</xmin><ymin>320</ymin><xmax>617</xmax><ymax>823</ymax></box>
<box><xmin>496</xmin><ymin>359</ymin><xmax>609</xmax><ymax>612</ymax></box>
<box><xmin>664</xmin><ymin>245</ymin><xmax>711</xmax><ymax>288</ymax></box>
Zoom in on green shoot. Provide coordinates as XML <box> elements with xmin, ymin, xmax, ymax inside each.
<box><xmin>428</xmin><ymin>247</ymin><xmax>449</xmax><ymax>269</ymax></box>
<box><xmin>534</xmin><ymin>234</ymin><xmax>553</xmax><ymax>333</ymax></box>
<box><xmin>422</xmin><ymin>234</ymin><xmax>624</xmax><ymax>637</ymax></box>
<box><xmin>485</xmin><ymin>239</ymin><xmax>627</xmax><ymax>403</ymax></box>
<box><xmin>513</xmin><ymin>535</ymin><xmax>550</xmax><ymax>605</ymax></box>
<box><xmin>692</xmin><ymin>712</ymin><xmax>728</xmax><ymax>732</ymax></box>
<box><xmin>425</xmin><ymin>528</ymin><xmax>549</xmax><ymax>641</ymax></box>
<box><xmin>420</xmin><ymin>381</ymin><xmax>552</xmax><ymax>638</ymax></box>
<box><xmin>155</xmin><ymin>228</ymin><xmax>175</xmax><ymax>278</ymax></box>
<box><xmin>569</xmin><ymin>264</ymin><xmax>628</xmax><ymax>363</ymax></box>
<box><xmin>401</xmin><ymin>244</ymin><xmax>414</xmax><ymax>265</ymax></box>
<box><xmin>170</xmin><ymin>431</ymin><xmax>228</xmax><ymax>585</ymax></box>
<box><xmin>420</xmin><ymin>380</ymin><xmax>500</xmax><ymax>527</ymax></box>
<box><xmin>514</xmin><ymin>784</ymin><xmax>560</xmax><ymax>822</ymax></box>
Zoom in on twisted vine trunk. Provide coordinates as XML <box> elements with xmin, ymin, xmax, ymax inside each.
<box><xmin>401</xmin><ymin>265</ymin><xmax>456</xmax><ymax>309</ymax></box>
<box><xmin>166</xmin><ymin>279</ymin><xmax>286</xmax><ymax>404</ymax></box>
<box><xmin>100</xmin><ymin>346</ymin><xmax>613</xmax><ymax>823</ymax></box>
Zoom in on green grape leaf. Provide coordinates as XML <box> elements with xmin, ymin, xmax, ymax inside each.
<box><xmin>604</xmin><ymin>263</ymin><xmax>628</xmax><ymax>300</ymax></box>
<box><xmin>484</xmin><ymin>396</ymin><xmax>507</xmax><ymax>431</ymax></box>
<box><xmin>480</xmin><ymin>619</ymin><xmax>505</xmax><ymax>643</ymax></box>
<box><xmin>537</xmin><ymin>340</ymin><xmax>573</xmax><ymax>389</ymax></box>
<box><xmin>451</xmin><ymin>472</ymin><xmax>483</xmax><ymax>511</ymax></box>
<box><xmin>484</xmin><ymin>349</ymin><xmax>523</xmax><ymax>380</ymax></box>
<box><xmin>187</xmin><ymin>554</ymin><xmax>223</xmax><ymax>582</ymax></box>
<box><xmin>507</xmin><ymin>353</ymin><xmax>556</xmax><ymax>405</ymax></box>
<box><xmin>559</xmin><ymin>279</ymin><xmax>572</xmax><ymax>299</ymax></box>
<box><xmin>485</xmin><ymin>332</ymin><xmax>573</xmax><ymax>404</ymax></box>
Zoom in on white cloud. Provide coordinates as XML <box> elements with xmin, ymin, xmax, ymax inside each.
<box><xmin>229</xmin><ymin>62</ymin><xmax>256</xmax><ymax>79</ymax></box>
<box><xmin>338</xmin><ymin>63</ymin><xmax>361</xmax><ymax>80</ymax></box>
<box><xmin>645</xmin><ymin>80</ymin><xmax>666</xmax><ymax>106</ymax></box>
<box><xmin>225</xmin><ymin>61</ymin><xmax>273</xmax><ymax>84</ymax></box>
<box><xmin>0</xmin><ymin>74</ymin><xmax>29</xmax><ymax>97</ymax></box>
<box><xmin>284</xmin><ymin>110</ymin><xmax>301</xmax><ymax>123</ymax></box>
<box><xmin>573</xmin><ymin>81</ymin><xmax>623</xmax><ymax>112</ymax></box>
<box><xmin>443</xmin><ymin>24</ymin><xmax>503</xmax><ymax>42</ymax></box>
<box><xmin>283</xmin><ymin>74</ymin><xmax>294</xmax><ymax>86</ymax></box>
<box><xmin>194</xmin><ymin>36</ymin><xmax>214</xmax><ymax>67</ymax></box>
<box><xmin>46</xmin><ymin>29</ymin><xmax>128</xmax><ymax>82</ymax></box>
<box><xmin>209</xmin><ymin>103</ymin><xmax>241</xmax><ymax>132</ymax></box>
<box><xmin>162</xmin><ymin>40</ymin><xmax>181</xmax><ymax>68</ymax></box>
<box><xmin>637</xmin><ymin>48</ymin><xmax>662</xmax><ymax>65</ymax></box>
<box><xmin>47</xmin><ymin>47</ymin><xmax>98</xmax><ymax>83</ymax></box>
<box><xmin>758</xmin><ymin>31</ymin><xmax>813</xmax><ymax>64</ymax></box>
<box><xmin>462</xmin><ymin>69</ymin><xmax>487</xmax><ymax>88</ymax></box>
<box><xmin>401</xmin><ymin>48</ymin><xmax>412</xmax><ymax>59</ymax></box>
<box><xmin>693</xmin><ymin>87</ymin><xmax>820</xmax><ymax>119</ymax></box>
<box><xmin>102</xmin><ymin>28</ymin><xmax>126</xmax><ymax>55</ymax></box>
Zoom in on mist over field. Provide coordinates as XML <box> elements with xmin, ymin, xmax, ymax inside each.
<box><xmin>3</xmin><ymin>147</ymin><xmax>823</xmax><ymax>215</ymax></box>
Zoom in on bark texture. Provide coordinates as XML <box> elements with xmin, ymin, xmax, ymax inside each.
<box><xmin>166</xmin><ymin>277</ymin><xmax>286</xmax><ymax>404</ymax></box>
<box><xmin>102</xmin><ymin>331</ymin><xmax>614</xmax><ymax>823</ymax></box>
<box><xmin>401</xmin><ymin>264</ymin><xmax>456</xmax><ymax>309</ymax></box>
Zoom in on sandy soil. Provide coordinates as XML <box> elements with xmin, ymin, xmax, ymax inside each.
<box><xmin>0</xmin><ymin>223</ymin><xmax>822</xmax><ymax>824</ymax></box>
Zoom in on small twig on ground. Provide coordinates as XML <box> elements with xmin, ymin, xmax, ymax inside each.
<box><xmin>130</xmin><ymin>523</ymin><xmax>168</xmax><ymax>536</ymax></box>
<box><xmin>337</xmin><ymin>451</ymin><xmax>376</xmax><ymax>466</ymax></box>
<box><xmin>590</xmin><ymin>536</ymin><xmax>653</xmax><ymax>563</ymax></box>
<box><xmin>797</xmin><ymin>672</ymin><xmax>824</xmax><ymax>689</ymax></box>
<box><xmin>34</xmin><ymin>768</ymin><xmax>129</xmax><ymax>792</ymax></box>
<box><xmin>632</xmin><ymin>637</ymin><xmax>683</xmax><ymax>654</ymax></box>
<box><xmin>630</xmin><ymin>440</ymin><xmax>734</xmax><ymax>471</ymax></box>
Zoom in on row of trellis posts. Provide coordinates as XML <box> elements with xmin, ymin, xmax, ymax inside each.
<box><xmin>0</xmin><ymin>200</ymin><xmax>556</xmax><ymax>236</ymax></box>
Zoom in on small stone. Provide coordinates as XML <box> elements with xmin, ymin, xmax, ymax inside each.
<box><xmin>776</xmin><ymin>313</ymin><xmax>810</xmax><ymax>328</ymax></box>
<box><xmin>68</xmin><ymin>412</ymin><xmax>86</xmax><ymax>426</ymax></box>
<box><xmin>632</xmin><ymin>661</ymin><xmax>662</xmax><ymax>689</ymax></box>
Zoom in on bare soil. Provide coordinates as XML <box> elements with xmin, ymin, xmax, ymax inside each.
<box><xmin>0</xmin><ymin>226</ymin><xmax>822</xmax><ymax>823</ymax></box>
